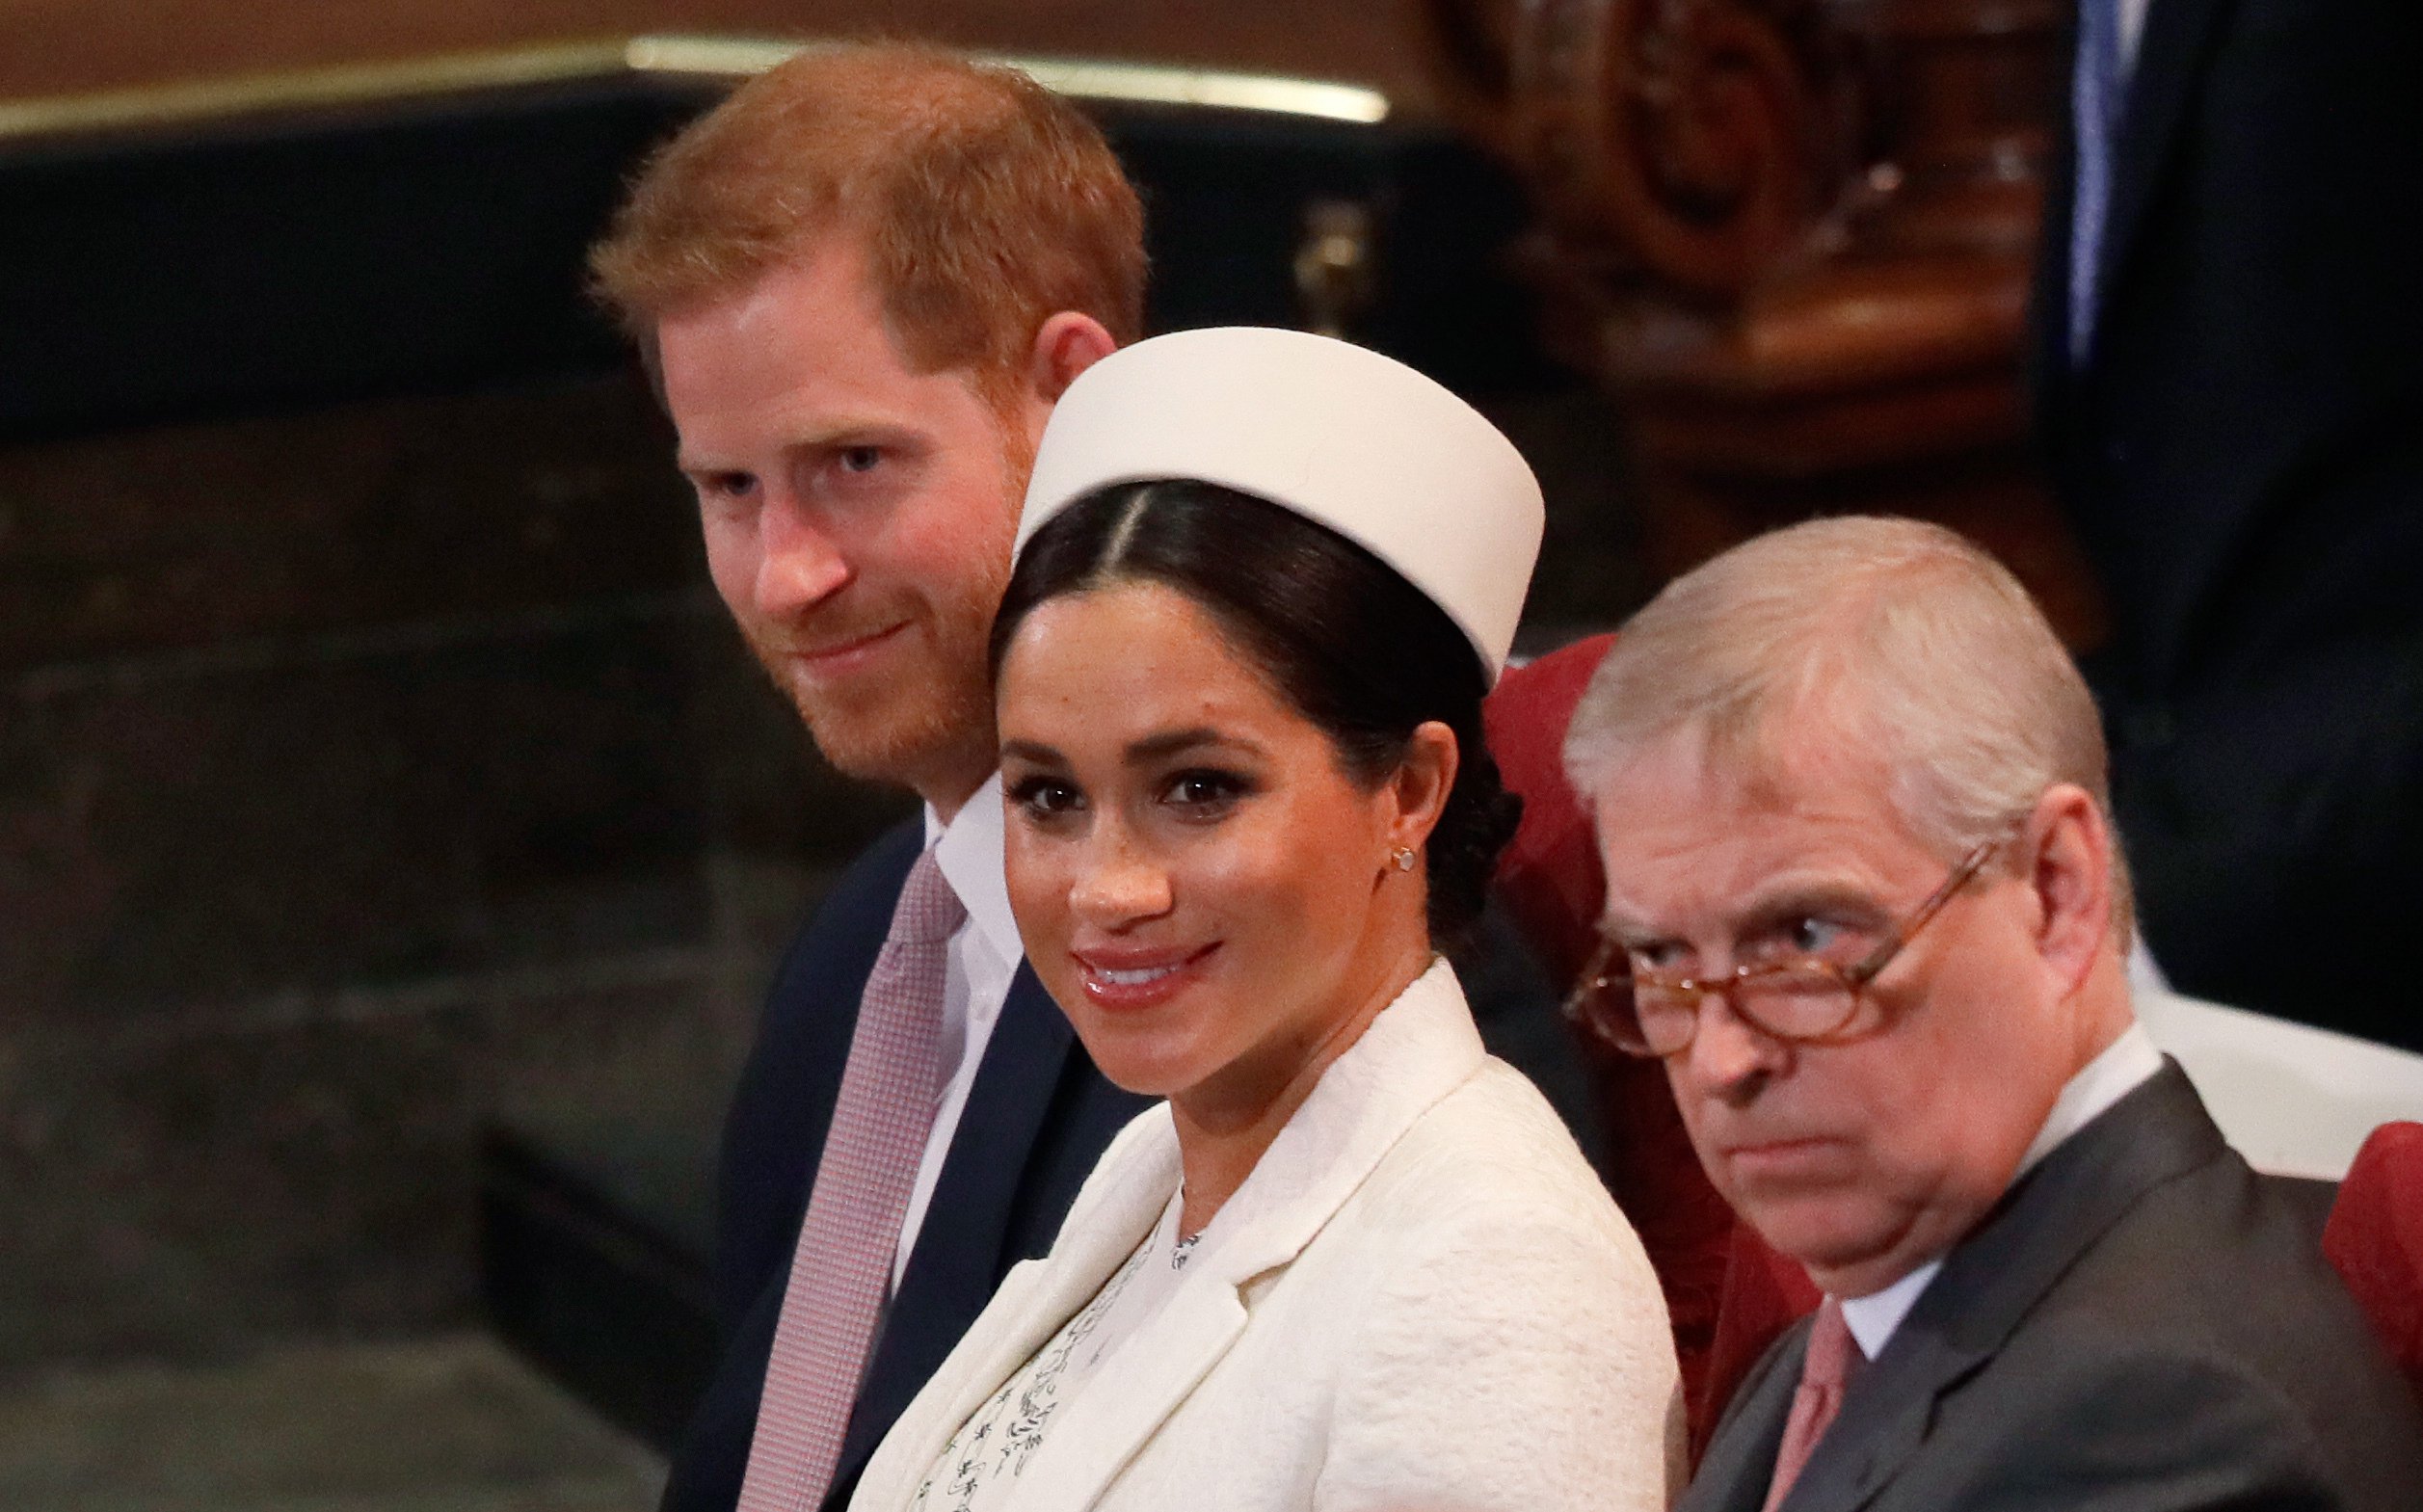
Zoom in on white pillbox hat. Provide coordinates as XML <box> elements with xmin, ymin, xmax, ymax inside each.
<box><xmin>1016</xmin><ymin>327</ymin><xmax>1544</xmax><ymax>684</ymax></box>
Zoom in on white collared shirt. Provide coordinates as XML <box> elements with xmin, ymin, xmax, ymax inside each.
<box><xmin>1837</xmin><ymin>1022</ymin><xmax>2166</xmax><ymax>1359</ymax></box>
<box><xmin>892</xmin><ymin>772</ymin><xmax>1025</xmax><ymax>1291</ymax></box>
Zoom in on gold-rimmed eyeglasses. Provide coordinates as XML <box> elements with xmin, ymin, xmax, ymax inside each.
<box><xmin>1561</xmin><ymin>826</ymin><xmax>2017</xmax><ymax>1059</ymax></box>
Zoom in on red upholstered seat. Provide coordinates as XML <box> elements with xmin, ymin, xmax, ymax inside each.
<box><xmin>1483</xmin><ymin>634</ymin><xmax>1623</xmax><ymax>988</ymax></box>
<box><xmin>2324</xmin><ymin>1121</ymin><xmax>2423</xmax><ymax>1395</ymax></box>
<box><xmin>1484</xmin><ymin>634</ymin><xmax>1817</xmax><ymax>1458</ymax></box>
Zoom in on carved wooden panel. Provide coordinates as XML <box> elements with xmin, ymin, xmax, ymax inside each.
<box><xmin>1425</xmin><ymin>0</ymin><xmax>2107</xmax><ymax>645</ymax></box>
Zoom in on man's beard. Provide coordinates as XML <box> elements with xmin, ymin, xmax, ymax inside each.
<box><xmin>739</xmin><ymin>554</ymin><xmax>1009</xmax><ymax>795</ymax></box>
<box><xmin>751</xmin><ymin>620</ymin><xmax>995</xmax><ymax>786</ymax></box>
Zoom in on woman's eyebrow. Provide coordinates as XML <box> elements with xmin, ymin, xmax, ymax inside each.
<box><xmin>1123</xmin><ymin>727</ymin><xmax>1243</xmax><ymax>764</ymax></box>
<box><xmin>998</xmin><ymin>738</ymin><xmax>1068</xmax><ymax>767</ymax></box>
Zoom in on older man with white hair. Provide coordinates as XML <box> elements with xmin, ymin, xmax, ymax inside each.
<box><xmin>1562</xmin><ymin>516</ymin><xmax>2422</xmax><ymax>1512</ymax></box>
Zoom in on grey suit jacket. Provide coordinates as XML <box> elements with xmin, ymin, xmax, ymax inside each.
<box><xmin>1682</xmin><ymin>1064</ymin><xmax>2423</xmax><ymax>1512</ymax></box>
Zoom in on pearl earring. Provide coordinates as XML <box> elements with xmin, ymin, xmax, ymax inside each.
<box><xmin>1391</xmin><ymin>846</ymin><xmax>1417</xmax><ymax>873</ymax></box>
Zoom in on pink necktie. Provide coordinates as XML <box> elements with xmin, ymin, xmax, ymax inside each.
<box><xmin>1763</xmin><ymin>1297</ymin><xmax>1863</xmax><ymax>1512</ymax></box>
<box><xmin>738</xmin><ymin>847</ymin><xmax>966</xmax><ymax>1512</ymax></box>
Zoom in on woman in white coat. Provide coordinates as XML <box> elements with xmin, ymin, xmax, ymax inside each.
<box><xmin>849</xmin><ymin>328</ymin><xmax>1681</xmax><ymax>1512</ymax></box>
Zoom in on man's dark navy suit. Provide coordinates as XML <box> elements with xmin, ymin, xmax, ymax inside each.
<box><xmin>2032</xmin><ymin>0</ymin><xmax>2423</xmax><ymax>1045</ymax></box>
<box><xmin>659</xmin><ymin>820</ymin><xmax>1151</xmax><ymax>1512</ymax></box>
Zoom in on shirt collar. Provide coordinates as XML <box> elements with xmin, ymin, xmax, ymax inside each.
<box><xmin>1833</xmin><ymin>1020</ymin><xmax>2164</xmax><ymax>1357</ymax></box>
<box><xmin>927</xmin><ymin>773</ymin><xmax>1023</xmax><ymax>965</ymax></box>
<box><xmin>2017</xmin><ymin>1021</ymin><xmax>2165</xmax><ymax>1174</ymax></box>
<box><xmin>1838</xmin><ymin>1259</ymin><xmax>1938</xmax><ymax>1361</ymax></box>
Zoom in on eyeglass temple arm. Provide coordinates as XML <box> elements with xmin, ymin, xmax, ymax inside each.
<box><xmin>1844</xmin><ymin>834</ymin><xmax>2004</xmax><ymax>985</ymax></box>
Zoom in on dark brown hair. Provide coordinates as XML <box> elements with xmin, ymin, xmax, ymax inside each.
<box><xmin>992</xmin><ymin>481</ymin><xmax>1522</xmax><ymax>942</ymax></box>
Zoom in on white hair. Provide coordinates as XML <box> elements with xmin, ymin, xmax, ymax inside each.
<box><xmin>1563</xmin><ymin>515</ymin><xmax>2132</xmax><ymax>937</ymax></box>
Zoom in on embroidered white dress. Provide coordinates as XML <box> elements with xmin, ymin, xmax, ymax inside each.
<box><xmin>911</xmin><ymin>1198</ymin><xmax>1198</xmax><ymax>1512</ymax></box>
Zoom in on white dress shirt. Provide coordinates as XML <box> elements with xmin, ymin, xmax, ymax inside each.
<box><xmin>1838</xmin><ymin>1023</ymin><xmax>2166</xmax><ymax>1359</ymax></box>
<box><xmin>892</xmin><ymin>773</ymin><xmax>1025</xmax><ymax>1291</ymax></box>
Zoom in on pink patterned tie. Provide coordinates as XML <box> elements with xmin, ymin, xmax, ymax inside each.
<box><xmin>1763</xmin><ymin>1296</ymin><xmax>1863</xmax><ymax>1512</ymax></box>
<box><xmin>737</xmin><ymin>846</ymin><xmax>966</xmax><ymax>1512</ymax></box>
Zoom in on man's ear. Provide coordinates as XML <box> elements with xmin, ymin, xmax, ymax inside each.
<box><xmin>1026</xmin><ymin>312</ymin><xmax>1118</xmax><ymax>402</ymax></box>
<box><xmin>2027</xmin><ymin>783</ymin><xmax>2113</xmax><ymax>995</ymax></box>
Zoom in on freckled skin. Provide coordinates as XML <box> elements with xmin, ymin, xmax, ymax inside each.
<box><xmin>655</xmin><ymin>239</ymin><xmax>1048</xmax><ymax>809</ymax></box>
<box><xmin>1588</xmin><ymin>732</ymin><xmax>2125</xmax><ymax>1297</ymax></box>
<box><xmin>996</xmin><ymin>582</ymin><xmax>1450</xmax><ymax>1227</ymax></box>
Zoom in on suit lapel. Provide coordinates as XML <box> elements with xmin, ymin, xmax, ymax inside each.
<box><xmin>717</xmin><ymin>824</ymin><xmax>922</xmax><ymax>1322</ymax></box>
<box><xmin>859</xmin><ymin>1115</ymin><xmax>1183</xmax><ymax>1511</ymax></box>
<box><xmin>2093</xmin><ymin>0</ymin><xmax>2239</xmax><ymax>320</ymax></box>
<box><xmin>839</xmin><ymin>968</ymin><xmax>1084</xmax><ymax>1484</ymax></box>
<box><xmin>998</xmin><ymin>1256</ymin><xmax>1252</xmax><ymax>1512</ymax></box>
<box><xmin>1776</xmin><ymin>1065</ymin><xmax>2227</xmax><ymax>1512</ymax></box>
<box><xmin>1008</xmin><ymin>960</ymin><xmax>1490</xmax><ymax>1512</ymax></box>
<box><xmin>1679</xmin><ymin>1326</ymin><xmax>1804</xmax><ymax>1512</ymax></box>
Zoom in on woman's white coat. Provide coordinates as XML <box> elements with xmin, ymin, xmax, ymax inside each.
<box><xmin>850</xmin><ymin>960</ymin><xmax>1684</xmax><ymax>1512</ymax></box>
